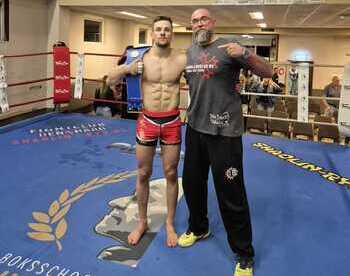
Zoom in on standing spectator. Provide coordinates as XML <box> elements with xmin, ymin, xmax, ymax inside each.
<box><xmin>256</xmin><ymin>78</ymin><xmax>282</xmax><ymax>114</ymax></box>
<box><xmin>288</xmin><ymin>65</ymin><xmax>298</xmax><ymax>95</ymax></box>
<box><xmin>272</xmin><ymin>67</ymin><xmax>279</xmax><ymax>84</ymax></box>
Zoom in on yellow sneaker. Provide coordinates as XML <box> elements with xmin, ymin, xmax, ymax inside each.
<box><xmin>233</xmin><ymin>260</ymin><xmax>254</xmax><ymax>276</ymax></box>
<box><xmin>177</xmin><ymin>230</ymin><xmax>211</xmax><ymax>247</ymax></box>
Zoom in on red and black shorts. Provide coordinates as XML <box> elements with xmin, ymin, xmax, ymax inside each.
<box><xmin>136</xmin><ymin>109</ymin><xmax>182</xmax><ymax>146</ymax></box>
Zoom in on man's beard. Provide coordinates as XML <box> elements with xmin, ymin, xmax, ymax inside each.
<box><xmin>155</xmin><ymin>41</ymin><xmax>170</xmax><ymax>48</ymax></box>
<box><xmin>193</xmin><ymin>29</ymin><xmax>213</xmax><ymax>46</ymax></box>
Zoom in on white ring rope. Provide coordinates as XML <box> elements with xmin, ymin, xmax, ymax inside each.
<box><xmin>241</xmin><ymin>92</ymin><xmax>340</xmax><ymax>102</ymax></box>
<box><xmin>271</xmin><ymin>63</ymin><xmax>344</xmax><ymax>69</ymax></box>
<box><xmin>243</xmin><ymin>114</ymin><xmax>337</xmax><ymax>126</ymax></box>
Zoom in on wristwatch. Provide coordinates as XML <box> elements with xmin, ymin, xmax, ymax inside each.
<box><xmin>242</xmin><ymin>48</ymin><xmax>250</xmax><ymax>60</ymax></box>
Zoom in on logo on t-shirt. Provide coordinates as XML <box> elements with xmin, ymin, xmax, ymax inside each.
<box><xmin>209</xmin><ymin>112</ymin><xmax>230</xmax><ymax>127</ymax></box>
<box><xmin>186</xmin><ymin>51</ymin><xmax>219</xmax><ymax>80</ymax></box>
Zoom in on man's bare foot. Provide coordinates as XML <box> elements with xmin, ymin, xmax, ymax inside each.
<box><xmin>166</xmin><ymin>223</ymin><xmax>178</xmax><ymax>247</ymax></box>
<box><xmin>128</xmin><ymin>220</ymin><xmax>148</xmax><ymax>245</ymax></box>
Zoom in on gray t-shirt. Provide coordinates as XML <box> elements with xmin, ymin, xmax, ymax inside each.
<box><xmin>185</xmin><ymin>37</ymin><xmax>248</xmax><ymax>137</ymax></box>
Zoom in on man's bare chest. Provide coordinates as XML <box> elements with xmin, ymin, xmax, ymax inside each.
<box><xmin>143</xmin><ymin>58</ymin><xmax>181</xmax><ymax>82</ymax></box>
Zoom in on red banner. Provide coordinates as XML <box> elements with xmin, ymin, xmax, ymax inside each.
<box><xmin>53</xmin><ymin>46</ymin><xmax>71</xmax><ymax>104</ymax></box>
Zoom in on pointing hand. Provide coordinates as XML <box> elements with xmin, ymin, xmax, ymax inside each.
<box><xmin>218</xmin><ymin>43</ymin><xmax>245</xmax><ymax>58</ymax></box>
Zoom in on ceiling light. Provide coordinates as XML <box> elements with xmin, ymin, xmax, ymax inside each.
<box><xmin>117</xmin><ymin>11</ymin><xmax>147</xmax><ymax>19</ymax></box>
<box><xmin>249</xmin><ymin>12</ymin><xmax>264</xmax><ymax>20</ymax></box>
<box><xmin>241</xmin><ymin>34</ymin><xmax>253</xmax><ymax>39</ymax></box>
<box><xmin>257</xmin><ymin>23</ymin><xmax>267</xmax><ymax>28</ymax></box>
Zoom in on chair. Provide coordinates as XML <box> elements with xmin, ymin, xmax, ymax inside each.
<box><xmin>345</xmin><ymin>136</ymin><xmax>350</xmax><ymax>146</ymax></box>
<box><xmin>290</xmin><ymin>111</ymin><xmax>297</xmax><ymax>120</ymax></box>
<box><xmin>309</xmin><ymin>99</ymin><xmax>320</xmax><ymax>116</ymax></box>
<box><xmin>274</xmin><ymin>99</ymin><xmax>287</xmax><ymax>113</ymax></box>
<box><xmin>314</xmin><ymin>115</ymin><xmax>333</xmax><ymax>123</ymax></box>
<box><xmin>286</xmin><ymin>100</ymin><xmax>297</xmax><ymax>118</ymax></box>
<box><xmin>246</xmin><ymin>109</ymin><xmax>267</xmax><ymax>134</ymax></box>
<box><xmin>286</xmin><ymin>97</ymin><xmax>297</xmax><ymax>105</ymax></box>
<box><xmin>292</xmin><ymin>122</ymin><xmax>314</xmax><ymax>141</ymax></box>
<box><xmin>318</xmin><ymin>125</ymin><xmax>340</xmax><ymax>143</ymax></box>
<box><xmin>65</xmin><ymin>81</ymin><xmax>95</xmax><ymax>113</ymax></box>
<box><xmin>268</xmin><ymin>111</ymin><xmax>290</xmax><ymax>138</ymax></box>
<box><xmin>314</xmin><ymin>115</ymin><xmax>339</xmax><ymax>143</ymax></box>
<box><xmin>311</xmin><ymin>89</ymin><xmax>323</xmax><ymax>96</ymax></box>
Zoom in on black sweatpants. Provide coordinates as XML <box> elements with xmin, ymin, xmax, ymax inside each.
<box><xmin>182</xmin><ymin>125</ymin><xmax>254</xmax><ymax>259</ymax></box>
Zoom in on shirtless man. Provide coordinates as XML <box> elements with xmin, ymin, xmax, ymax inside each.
<box><xmin>107</xmin><ymin>16</ymin><xmax>186</xmax><ymax>247</ymax></box>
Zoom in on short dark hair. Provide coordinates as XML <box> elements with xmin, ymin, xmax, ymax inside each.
<box><xmin>53</xmin><ymin>41</ymin><xmax>66</xmax><ymax>47</ymax></box>
<box><xmin>152</xmin><ymin>16</ymin><xmax>173</xmax><ymax>29</ymax></box>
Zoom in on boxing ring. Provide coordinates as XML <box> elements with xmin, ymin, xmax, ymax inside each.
<box><xmin>0</xmin><ymin>112</ymin><xmax>349</xmax><ymax>276</ymax></box>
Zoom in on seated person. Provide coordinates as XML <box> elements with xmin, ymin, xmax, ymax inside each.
<box><xmin>321</xmin><ymin>75</ymin><xmax>341</xmax><ymax>118</ymax></box>
<box><xmin>94</xmin><ymin>75</ymin><xmax>120</xmax><ymax>117</ymax></box>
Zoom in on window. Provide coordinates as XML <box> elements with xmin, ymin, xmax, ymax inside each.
<box><xmin>0</xmin><ymin>0</ymin><xmax>9</xmax><ymax>41</ymax></box>
<box><xmin>84</xmin><ymin>19</ymin><xmax>102</xmax><ymax>42</ymax></box>
<box><xmin>256</xmin><ymin>46</ymin><xmax>270</xmax><ymax>58</ymax></box>
<box><xmin>138</xmin><ymin>29</ymin><xmax>147</xmax><ymax>45</ymax></box>
<box><xmin>219</xmin><ymin>33</ymin><xmax>279</xmax><ymax>62</ymax></box>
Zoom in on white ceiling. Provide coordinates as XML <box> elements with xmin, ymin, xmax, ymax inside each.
<box><xmin>69</xmin><ymin>4</ymin><xmax>350</xmax><ymax>29</ymax></box>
